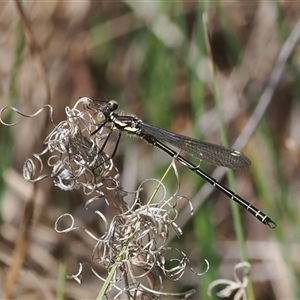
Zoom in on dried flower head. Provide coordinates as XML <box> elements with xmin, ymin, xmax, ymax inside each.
<box><xmin>207</xmin><ymin>262</ymin><xmax>251</xmax><ymax>300</ymax></box>
<box><xmin>0</xmin><ymin>98</ymin><xmax>208</xmax><ymax>299</ymax></box>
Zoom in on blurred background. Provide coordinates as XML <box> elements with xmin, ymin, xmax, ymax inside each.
<box><xmin>0</xmin><ymin>1</ymin><xmax>300</xmax><ymax>299</ymax></box>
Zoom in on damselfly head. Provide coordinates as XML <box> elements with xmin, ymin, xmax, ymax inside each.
<box><xmin>107</xmin><ymin>100</ymin><xmax>118</xmax><ymax>112</ymax></box>
<box><xmin>98</xmin><ymin>100</ymin><xmax>118</xmax><ymax>121</ymax></box>
<box><xmin>84</xmin><ymin>99</ymin><xmax>119</xmax><ymax>119</ymax></box>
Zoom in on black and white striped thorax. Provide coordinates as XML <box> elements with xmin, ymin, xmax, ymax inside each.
<box><xmin>109</xmin><ymin>112</ymin><xmax>142</xmax><ymax>135</ymax></box>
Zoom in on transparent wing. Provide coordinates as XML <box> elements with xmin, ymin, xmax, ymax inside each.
<box><xmin>138</xmin><ymin>122</ymin><xmax>251</xmax><ymax>170</ymax></box>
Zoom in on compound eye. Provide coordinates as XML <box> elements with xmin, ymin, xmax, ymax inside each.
<box><xmin>97</xmin><ymin>111</ymin><xmax>106</xmax><ymax>122</ymax></box>
<box><xmin>108</xmin><ymin>100</ymin><xmax>118</xmax><ymax>111</ymax></box>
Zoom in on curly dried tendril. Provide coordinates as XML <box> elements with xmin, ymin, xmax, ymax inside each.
<box><xmin>0</xmin><ymin>105</ymin><xmax>54</xmax><ymax>127</ymax></box>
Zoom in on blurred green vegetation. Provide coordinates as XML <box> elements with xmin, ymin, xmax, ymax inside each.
<box><xmin>0</xmin><ymin>1</ymin><xmax>299</xmax><ymax>299</ymax></box>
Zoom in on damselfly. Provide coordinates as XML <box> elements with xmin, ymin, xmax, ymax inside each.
<box><xmin>86</xmin><ymin>99</ymin><xmax>276</xmax><ymax>229</ymax></box>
